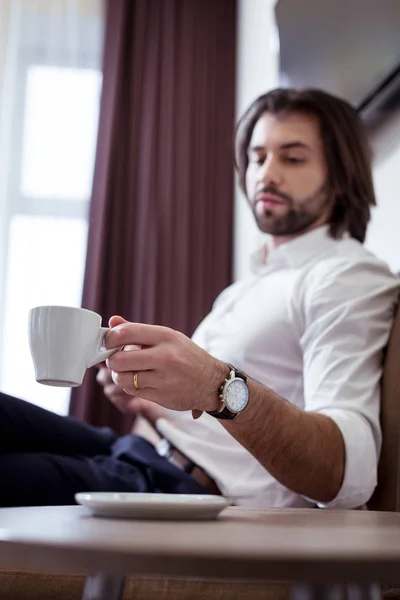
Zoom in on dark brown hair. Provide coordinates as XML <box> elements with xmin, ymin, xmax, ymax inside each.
<box><xmin>234</xmin><ymin>88</ymin><xmax>375</xmax><ymax>243</ymax></box>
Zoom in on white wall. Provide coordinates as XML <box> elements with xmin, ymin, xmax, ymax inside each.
<box><xmin>235</xmin><ymin>0</ymin><xmax>400</xmax><ymax>278</ymax></box>
<box><xmin>366</xmin><ymin>111</ymin><xmax>400</xmax><ymax>274</ymax></box>
<box><xmin>234</xmin><ymin>0</ymin><xmax>279</xmax><ymax>280</ymax></box>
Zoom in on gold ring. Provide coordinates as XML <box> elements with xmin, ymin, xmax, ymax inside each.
<box><xmin>133</xmin><ymin>371</ymin><xmax>139</xmax><ymax>391</ymax></box>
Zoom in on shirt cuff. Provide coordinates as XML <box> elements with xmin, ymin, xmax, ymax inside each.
<box><xmin>310</xmin><ymin>410</ymin><xmax>379</xmax><ymax>509</ymax></box>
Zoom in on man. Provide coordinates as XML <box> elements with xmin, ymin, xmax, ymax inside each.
<box><xmin>1</xmin><ymin>88</ymin><xmax>398</xmax><ymax>508</ymax></box>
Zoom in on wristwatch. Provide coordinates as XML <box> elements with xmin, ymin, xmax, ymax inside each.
<box><xmin>206</xmin><ymin>364</ymin><xmax>249</xmax><ymax>420</ymax></box>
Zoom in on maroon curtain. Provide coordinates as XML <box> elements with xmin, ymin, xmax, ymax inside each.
<box><xmin>69</xmin><ymin>0</ymin><xmax>237</xmax><ymax>433</ymax></box>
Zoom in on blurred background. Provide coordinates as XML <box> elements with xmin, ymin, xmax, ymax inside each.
<box><xmin>0</xmin><ymin>0</ymin><xmax>398</xmax><ymax>429</ymax></box>
<box><xmin>0</xmin><ymin>0</ymin><xmax>103</xmax><ymax>414</ymax></box>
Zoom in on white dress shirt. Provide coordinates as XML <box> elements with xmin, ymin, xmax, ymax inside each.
<box><xmin>157</xmin><ymin>226</ymin><xmax>399</xmax><ymax>509</ymax></box>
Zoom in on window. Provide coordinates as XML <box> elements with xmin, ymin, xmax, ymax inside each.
<box><xmin>0</xmin><ymin>4</ymin><xmax>104</xmax><ymax>414</ymax></box>
<box><xmin>21</xmin><ymin>66</ymin><xmax>101</xmax><ymax>201</ymax></box>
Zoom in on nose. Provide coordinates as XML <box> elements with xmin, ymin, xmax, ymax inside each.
<box><xmin>257</xmin><ymin>155</ymin><xmax>282</xmax><ymax>189</ymax></box>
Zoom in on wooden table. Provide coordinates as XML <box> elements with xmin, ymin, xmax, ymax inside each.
<box><xmin>0</xmin><ymin>505</ymin><xmax>399</xmax><ymax>600</ymax></box>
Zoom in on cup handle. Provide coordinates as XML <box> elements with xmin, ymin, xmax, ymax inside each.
<box><xmin>87</xmin><ymin>327</ymin><xmax>119</xmax><ymax>368</ymax></box>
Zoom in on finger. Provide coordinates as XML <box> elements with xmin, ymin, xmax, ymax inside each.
<box><xmin>109</xmin><ymin>315</ymin><xmax>129</xmax><ymax>328</ymax></box>
<box><xmin>120</xmin><ymin>387</ymin><xmax>159</xmax><ymax>405</ymax></box>
<box><xmin>192</xmin><ymin>410</ymin><xmax>203</xmax><ymax>420</ymax></box>
<box><xmin>105</xmin><ymin>322</ymin><xmax>174</xmax><ymax>350</ymax></box>
<box><xmin>103</xmin><ymin>383</ymin><xmax>128</xmax><ymax>400</ymax></box>
<box><xmin>94</xmin><ymin>361</ymin><xmax>107</xmax><ymax>370</ymax></box>
<box><xmin>106</xmin><ymin>347</ymin><xmax>158</xmax><ymax>373</ymax></box>
<box><xmin>124</xmin><ymin>344</ymin><xmax>141</xmax><ymax>352</ymax></box>
<box><xmin>111</xmin><ymin>369</ymin><xmax>158</xmax><ymax>393</ymax></box>
<box><xmin>127</xmin><ymin>387</ymin><xmax>164</xmax><ymax>407</ymax></box>
<box><xmin>96</xmin><ymin>367</ymin><xmax>113</xmax><ymax>386</ymax></box>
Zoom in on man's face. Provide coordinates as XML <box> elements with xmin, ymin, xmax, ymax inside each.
<box><xmin>245</xmin><ymin>111</ymin><xmax>333</xmax><ymax>239</ymax></box>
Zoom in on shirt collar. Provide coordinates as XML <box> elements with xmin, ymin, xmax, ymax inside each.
<box><xmin>251</xmin><ymin>225</ymin><xmax>347</xmax><ymax>274</ymax></box>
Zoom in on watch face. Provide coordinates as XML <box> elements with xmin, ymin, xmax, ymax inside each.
<box><xmin>224</xmin><ymin>378</ymin><xmax>249</xmax><ymax>412</ymax></box>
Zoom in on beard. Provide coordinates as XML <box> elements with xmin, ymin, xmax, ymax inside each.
<box><xmin>252</xmin><ymin>183</ymin><xmax>331</xmax><ymax>237</ymax></box>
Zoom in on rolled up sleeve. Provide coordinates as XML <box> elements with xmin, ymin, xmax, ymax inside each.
<box><xmin>300</xmin><ymin>258</ymin><xmax>399</xmax><ymax>509</ymax></box>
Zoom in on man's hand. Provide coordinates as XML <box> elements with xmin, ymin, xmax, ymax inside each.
<box><xmin>104</xmin><ymin>316</ymin><xmax>228</xmax><ymax>413</ymax></box>
<box><xmin>95</xmin><ymin>360</ymin><xmax>167</xmax><ymax>424</ymax></box>
<box><xmin>96</xmin><ymin>363</ymin><xmax>133</xmax><ymax>414</ymax></box>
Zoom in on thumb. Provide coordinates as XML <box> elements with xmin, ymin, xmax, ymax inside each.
<box><xmin>109</xmin><ymin>315</ymin><xmax>129</xmax><ymax>328</ymax></box>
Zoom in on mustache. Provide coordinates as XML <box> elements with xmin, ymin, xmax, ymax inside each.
<box><xmin>254</xmin><ymin>186</ymin><xmax>293</xmax><ymax>205</ymax></box>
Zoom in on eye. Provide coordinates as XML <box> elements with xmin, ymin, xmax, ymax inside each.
<box><xmin>283</xmin><ymin>156</ymin><xmax>306</xmax><ymax>165</ymax></box>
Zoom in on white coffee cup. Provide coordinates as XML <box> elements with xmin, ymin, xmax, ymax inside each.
<box><xmin>28</xmin><ymin>305</ymin><xmax>118</xmax><ymax>387</ymax></box>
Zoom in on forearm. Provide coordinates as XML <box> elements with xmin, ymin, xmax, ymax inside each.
<box><xmin>222</xmin><ymin>379</ymin><xmax>345</xmax><ymax>503</ymax></box>
<box><xmin>104</xmin><ymin>323</ymin><xmax>344</xmax><ymax>501</ymax></box>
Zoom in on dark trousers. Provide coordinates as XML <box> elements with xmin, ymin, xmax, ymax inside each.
<box><xmin>0</xmin><ymin>392</ymin><xmax>208</xmax><ymax>507</ymax></box>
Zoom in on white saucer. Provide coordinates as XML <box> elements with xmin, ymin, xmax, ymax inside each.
<box><xmin>75</xmin><ymin>492</ymin><xmax>229</xmax><ymax>520</ymax></box>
